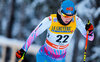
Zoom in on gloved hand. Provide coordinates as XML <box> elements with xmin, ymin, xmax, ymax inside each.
<box><xmin>16</xmin><ymin>49</ymin><xmax>26</xmax><ymax>59</ymax></box>
<box><xmin>85</xmin><ymin>20</ymin><xmax>94</xmax><ymax>35</ymax></box>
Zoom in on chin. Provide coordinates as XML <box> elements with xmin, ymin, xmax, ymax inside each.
<box><xmin>64</xmin><ymin>22</ymin><xmax>69</xmax><ymax>24</ymax></box>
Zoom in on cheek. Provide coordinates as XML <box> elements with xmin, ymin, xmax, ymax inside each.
<box><xmin>61</xmin><ymin>15</ymin><xmax>66</xmax><ymax>21</ymax></box>
<box><xmin>66</xmin><ymin>18</ymin><xmax>72</xmax><ymax>21</ymax></box>
<box><xmin>61</xmin><ymin>15</ymin><xmax>72</xmax><ymax>22</ymax></box>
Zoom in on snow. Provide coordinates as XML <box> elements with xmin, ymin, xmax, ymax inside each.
<box><xmin>96</xmin><ymin>21</ymin><xmax>100</xmax><ymax>37</ymax></box>
<box><xmin>31</xmin><ymin>0</ymin><xmax>45</xmax><ymax>7</ymax></box>
<box><xmin>87</xmin><ymin>46</ymin><xmax>100</xmax><ymax>61</ymax></box>
<box><xmin>1</xmin><ymin>18</ymin><xmax>8</xmax><ymax>34</ymax></box>
<box><xmin>25</xmin><ymin>0</ymin><xmax>45</xmax><ymax>18</ymax></box>
<box><xmin>94</xmin><ymin>7</ymin><xmax>100</xmax><ymax>18</ymax></box>
<box><xmin>0</xmin><ymin>36</ymin><xmax>41</xmax><ymax>54</ymax></box>
<box><xmin>76</xmin><ymin>0</ymin><xmax>91</xmax><ymax>16</ymax></box>
<box><xmin>25</xmin><ymin>6</ymin><xmax>34</xmax><ymax>18</ymax></box>
<box><xmin>0</xmin><ymin>0</ymin><xmax>100</xmax><ymax>62</ymax></box>
<box><xmin>76</xmin><ymin>0</ymin><xmax>95</xmax><ymax>24</ymax></box>
<box><xmin>24</xmin><ymin>0</ymin><xmax>46</xmax><ymax>27</ymax></box>
<box><xmin>12</xmin><ymin>21</ymin><xmax>20</xmax><ymax>37</ymax></box>
<box><xmin>16</xmin><ymin>0</ymin><xmax>23</xmax><ymax>4</ymax></box>
<box><xmin>0</xmin><ymin>3</ymin><xmax>3</xmax><ymax>9</ymax></box>
<box><xmin>78</xmin><ymin>38</ymin><xmax>85</xmax><ymax>50</ymax></box>
<box><xmin>42</xmin><ymin>5</ymin><xmax>49</xmax><ymax>12</ymax></box>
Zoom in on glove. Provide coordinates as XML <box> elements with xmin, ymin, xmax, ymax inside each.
<box><xmin>16</xmin><ymin>49</ymin><xmax>26</xmax><ymax>59</ymax></box>
<box><xmin>85</xmin><ymin>20</ymin><xmax>94</xmax><ymax>36</ymax></box>
<box><xmin>85</xmin><ymin>23</ymin><xmax>93</xmax><ymax>32</ymax></box>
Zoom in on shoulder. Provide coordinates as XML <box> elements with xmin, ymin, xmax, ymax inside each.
<box><xmin>43</xmin><ymin>14</ymin><xmax>57</xmax><ymax>22</ymax></box>
<box><xmin>48</xmin><ymin>16</ymin><xmax>52</xmax><ymax>21</ymax></box>
<box><xmin>41</xmin><ymin>16</ymin><xmax>52</xmax><ymax>26</ymax></box>
<box><xmin>47</xmin><ymin>14</ymin><xmax>57</xmax><ymax>21</ymax></box>
<box><xmin>75</xmin><ymin>15</ymin><xmax>81</xmax><ymax>21</ymax></box>
<box><xmin>75</xmin><ymin>15</ymin><xmax>85</xmax><ymax>27</ymax></box>
<box><xmin>42</xmin><ymin>16</ymin><xmax>52</xmax><ymax>22</ymax></box>
<box><xmin>75</xmin><ymin>15</ymin><xmax>83</xmax><ymax>23</ymax></box>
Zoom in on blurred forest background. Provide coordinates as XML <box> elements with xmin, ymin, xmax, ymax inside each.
<box><xmin>0</xmin><ymin>0</ymin><xmax>100</xmax><ymax>62</ymax></box>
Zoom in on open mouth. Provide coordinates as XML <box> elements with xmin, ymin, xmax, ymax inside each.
<box><xmin>65</xmin><ymin>21</ymin><xmax>69</xmax><ymax>23</ymax></box>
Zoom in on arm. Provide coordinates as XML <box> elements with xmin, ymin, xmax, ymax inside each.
<box><xmin>76</xmin><ymin>16</ymin><xmax>94</xmax><ymax>41</ymax></box>
<box><xmin>22</xmin><ymin>17</ymin><xmax>51</xmax><ymax>52</ymax></box>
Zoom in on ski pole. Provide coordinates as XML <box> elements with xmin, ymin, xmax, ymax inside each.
<box><xmin>83</xmin><ymin>31</ymin><xmax>89</xmax><ymax>62</ymax></box>
<box><xmin>83</xmin><ymin>20</ymin><xmax>90</xmax><ymax>62</ymax></box>
<box><xmin>18</xmin><ymin>52</ymin><xmax>25</xmax><ymax>62</ymax></box>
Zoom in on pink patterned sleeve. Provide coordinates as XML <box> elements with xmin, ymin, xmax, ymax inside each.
<box><xmin>76</xmin><ymin>16</ymin><xmax>94</xmax><ymax>41</ymax></box>
<box><xmin>22</xmin><ymin>17</ymin><xmax>51</xmax><ymax>52</ymax></box>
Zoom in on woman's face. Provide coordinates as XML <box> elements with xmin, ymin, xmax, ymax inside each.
<box><xmin>61</xmin><ymin>15</ymin><xmax>73</xmax><ymax>24</ymax></box>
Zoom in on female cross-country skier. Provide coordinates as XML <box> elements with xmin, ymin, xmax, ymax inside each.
<box><xmin>16</xmin><ymin>0</ymin><xmax>94</xmax><ymax>62</ymax></box>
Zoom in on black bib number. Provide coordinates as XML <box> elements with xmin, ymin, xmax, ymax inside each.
<box><xmin>56</xmin><ymin>35</ymin><xmax>69</xmax><ymax>43</ymax></box>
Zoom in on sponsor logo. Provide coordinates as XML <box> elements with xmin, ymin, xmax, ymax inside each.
<box><xmin>51</xmin><ymin>26</ymin><xmax>73</xmax><ymax>33</ymax></box>
<box><xmin>66</xmin><ymin>7</ymin><xmax>73</xmax><ymax>11</ymax></box>
<box><xmin>53</xmin><ymin>18</ymin><xmax>57</xmax><ymax>22</ymax></box>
